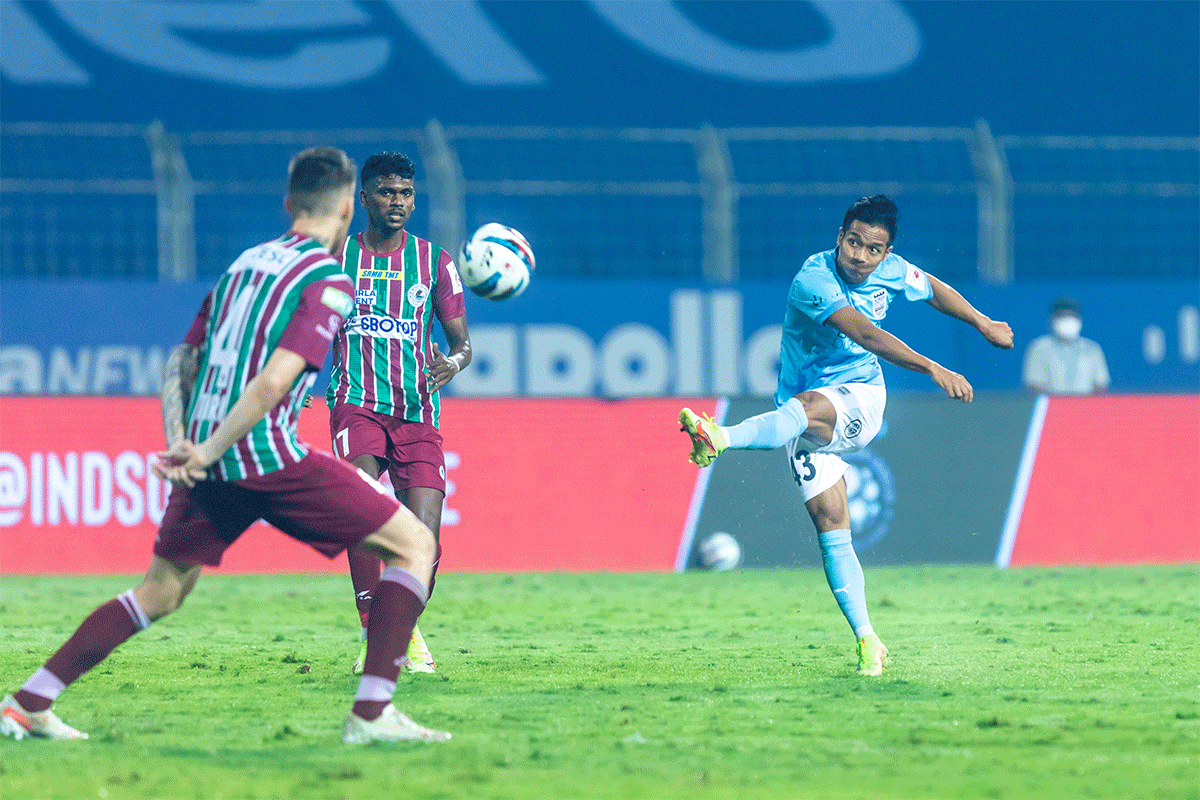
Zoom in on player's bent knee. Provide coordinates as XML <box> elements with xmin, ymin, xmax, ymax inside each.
<box><xmin>134</xmin><ymin>559</ymin><xmax>200</xmax><ymax>620</ymax></box>
<box><xmin>133</xmin><ymin>583</ymin><xmax>188</xmax><ymax>620</ymax></box>
<box><xmin>359</xmin><ymin>509</ymin><xmax>437</xmax><ymax>574</ymax></box>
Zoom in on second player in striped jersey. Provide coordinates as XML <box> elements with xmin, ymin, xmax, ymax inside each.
<box><xmin>326</xmin><ymin>151</ymin><xmax>472</xmax><ymax>674</ymax></box>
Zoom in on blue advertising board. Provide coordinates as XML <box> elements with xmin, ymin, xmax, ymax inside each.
<box><xmin>2</xmin><ymin>1</ymin><xmax>1197</xmax><ymax>136</ymax></box>
<box><xmin>1</xmin><ymin>277</ymin><xmax>1196</xmax><ymax>396</ymax></box>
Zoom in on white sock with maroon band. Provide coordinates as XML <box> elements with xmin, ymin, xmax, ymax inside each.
<box><xmin>725</xmin><ymin>397</ymin><xmax>810</xmax><ymax>449</ymax></box>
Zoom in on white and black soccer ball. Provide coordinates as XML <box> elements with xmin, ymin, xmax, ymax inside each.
<box><xmin>699</xmin><ymin>531</ymin><xmax>742</xmax><ymax>571</ymax></box>
<box><xmin>458</xmin><ymin>223</ymin><xmax>535</xmax><ymax>301</ymax></box>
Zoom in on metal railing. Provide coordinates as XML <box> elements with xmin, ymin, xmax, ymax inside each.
<box><xmin>2</xmin><ymin>121</ymin><xmax>1196</xmax><ymax>283</ymax></box>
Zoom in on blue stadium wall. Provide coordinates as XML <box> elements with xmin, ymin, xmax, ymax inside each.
<box><xmin>1</xmin><ymin>278</ymin><xmax>1197</xmax><ymax>396</ymax></box>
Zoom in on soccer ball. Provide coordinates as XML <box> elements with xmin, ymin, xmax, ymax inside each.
<box><xmin>458</xmin><ymin>223</ymin><xmax>535</xmax><ymax>301</ymax></box>
<box><xmin>699</xmin><ymin>531</ymin><xmax>742</xmax><ymax>571</ymax></box>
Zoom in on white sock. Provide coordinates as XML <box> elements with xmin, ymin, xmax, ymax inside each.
<box><xmin>818</xmin><ymin>529</ymin><xmax>874</xmax><ymax>638</ymax></box>
<box><xmin>725</xmin><ymin>397</ymin><xmax>809</xmax><ymax>449</ymax></box>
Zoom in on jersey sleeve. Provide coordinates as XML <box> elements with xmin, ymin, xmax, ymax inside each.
<box><xmin>433</xmin><ymin>249</ymin><xmax>467</xmax><ymax>322</ymax></box>
<box><xmin>790</xmin><ymin>264</ymin><xmax>848</xmax><ymax>324</ymax></box>
<box><xmin>900</xmin><ymin>258</ymin><xmax>934</xmax><ymax>302</ymax></box>
<box><xmin>183</xmin><ymin>291</ymin><xmax>213</xmax><ymax>347</ymax></box>
<box><xmin>277</xmin><ymin>275</ymin><xmax>355</xmax><ymax>369</ymax></box>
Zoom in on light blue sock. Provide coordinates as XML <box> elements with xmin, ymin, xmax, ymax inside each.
<box><xmin>818</xmin><ymin>529</ymin><xmax>874</xmax><ymax>639</ymax></box>
<box><xmin>725</xmin><ymin>397</ymin><xmax>808</xmax><ymax>449</ymax></box>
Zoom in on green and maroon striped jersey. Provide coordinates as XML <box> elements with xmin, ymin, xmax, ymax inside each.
<box><xmin>326</xmin><ymin>230</ymin><xmax>466</xmax><ymax>426</ymax></box>
<box><xmin>183</xmin><ymin>233</ymin><xmax>354</xmax><ymax>480</ymax></box>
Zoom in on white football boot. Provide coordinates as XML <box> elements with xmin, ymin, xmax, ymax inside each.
<box><xmin>342</xmin><ymin>703</ymin><xmax>450</xmax><ymax>744</ymax></box>
<box><xmin>1</xmin><ymin>694</ymin><xmax>89</xmax><ymax>740</ymax></box>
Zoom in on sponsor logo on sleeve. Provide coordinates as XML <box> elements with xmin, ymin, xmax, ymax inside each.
<box><xmin>904</xmin><ymin>265</ymin><xmax>928</xmax><ymax>292</ymax></box>
<box><xmin>320</xmin><ymin>286</ymin><xmax>354</xmax><ymax>316</ymax></box>
<box><xmin>446</xmin><ymin>260</ymin><xmax>464</xmax><ymax>295</ymax></box>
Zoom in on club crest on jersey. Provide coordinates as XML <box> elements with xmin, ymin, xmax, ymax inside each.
<box><xmin>348</xmin><ymin>314</ymin><xmax>419</xmax><ymax>341</ymax></box>
<box><xmin>845</xmin><ymin>418</ymin><xmax>863</xmax><ymax>438</ymax></box>
<box><xmin>871</xmin><ymin>289</ymin><xmax>887</xmax><ymax>317</ymax></box>
<box><xmin>407</xmin><ymin>284</ymin><xmax>430</xmax><ymax>308</ymax></box>
<box><xmin>355</xmin><ymin>289</ymin><xmax>377</xmax><ymax>305</ymax></box>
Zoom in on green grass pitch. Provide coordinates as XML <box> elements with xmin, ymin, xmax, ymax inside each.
<box><xmin>1</xmin><ymin>566</ymin><xmax>1197</xmax><ymax>799</ymax></box>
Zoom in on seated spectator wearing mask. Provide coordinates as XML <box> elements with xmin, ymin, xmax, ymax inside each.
<box><xmin>1022</xmin><ymin>297</ymin><xmax>1110</xmax><ymax>395</ymax></box>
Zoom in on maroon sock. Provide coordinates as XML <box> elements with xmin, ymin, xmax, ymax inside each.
<box><xmin>347</xmin><ymin>548</ymin><xmax>382</xmax><ymax>620</ymax></box>
<box><xmin>16</xmin><ymin>595</ymin><xmax>145</xmax><ymax>711</ymax></box>
<box><xmin>351</xmin><ymin>568</ymin><xmax>427</xmax><ymax>720</ymax></box>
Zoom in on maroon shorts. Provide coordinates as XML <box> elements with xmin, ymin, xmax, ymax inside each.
<box><xmin>328</xmin><ymin>403</ymin><xmax>446</xmax><ymax>493</ymax></box>
<box><xmin>153</xmin><ymin>449</ymin><xmax>400</xmax><ymax>567</ymax></box>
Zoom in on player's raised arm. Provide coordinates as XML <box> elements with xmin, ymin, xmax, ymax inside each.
<box><xmin>825</xmin><ymin>305</ymin><xmax>973</xmax><ymax>402</ymax></box>
<box><xmin>925</xmin><ymin>274</ymin><xmax>1014</xmax><ymax>350</ymax></box>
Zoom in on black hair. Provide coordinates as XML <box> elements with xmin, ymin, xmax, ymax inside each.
<box><xmin>361</xmin><ymin>151</ymin><xmax>415</xmax><ymax>187</ymax></box>
<box><xmin>842</xmin><ymin>195</ymin><xmax>899</xmax><ymax>245</ymax></box>
<box><xmin>1051</xmin><ymin>297</ymin><xmax>1081</xmax><ymax>316</ymax></box>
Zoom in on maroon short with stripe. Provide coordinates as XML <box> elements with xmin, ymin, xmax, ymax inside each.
<box><xmin>329</xmin><ymin>402</ymin><xmax>446</xmax><ymax>493</ymax></box>
<box><xmin>153</xmin><ymin>449</ymin><xmax>400</xmax><ymax>567</ymax></box>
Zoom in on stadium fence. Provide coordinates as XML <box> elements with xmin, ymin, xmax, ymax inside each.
<box><xmin>2</xmin><ymin>120</ymin><xmax>1196</xmax><ymax>283</ymax></box>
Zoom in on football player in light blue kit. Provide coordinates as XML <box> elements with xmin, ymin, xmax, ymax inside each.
<box><xmin>681</xmin><ymin>195</ymin><xmax>1013</xmax><ymax>675</ymax></box>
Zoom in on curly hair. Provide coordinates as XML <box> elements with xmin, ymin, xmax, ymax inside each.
<box><xmin>361</xmin><ymin>151</ymin><xmax>415</xmax><ymax>188</ymax></box>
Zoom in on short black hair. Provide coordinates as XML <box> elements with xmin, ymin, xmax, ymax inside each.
<box><xmin>361</xmin><ymin>151</ymin><xmax>415</xmax><ymax>187</ymax></box>
<box><xmin>1051</xmin><ymin>297</ymin><xmax>1081</xmax><ymax>316</ymax></box>
<box><xmin>286</xmin><ymin>147</ymin><xmax>356</xmax><ymax>214</ymax></box>
<box><xmin>842</xmin><ymin>195</ymin><xmax>899</xmax><ymax>245</ymax></box>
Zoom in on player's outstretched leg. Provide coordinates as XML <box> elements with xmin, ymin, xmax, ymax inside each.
<box><xmin>1</xmin><ymin>694</ymin><xmax>88</xmax><ymax>740</ymax></box>
<box><xmin>679</xmin><ymin>408</ymin><xmax>729</xmax><ymax>467</ymax></box>
<box><xmin>856</xmin><ymin>634</ymin><xmax>890</xmax><ymax>677</ymax></box>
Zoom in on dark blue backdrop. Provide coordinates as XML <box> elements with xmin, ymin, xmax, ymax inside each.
<box><xmin>3</xmin><ymin>1</ymin><xmax>1197</xmax><ymax>135</ymax></box>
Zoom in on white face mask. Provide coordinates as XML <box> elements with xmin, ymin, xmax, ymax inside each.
<box><xmin>1052</xmin><ymin>315</ymin><xmax>1083</xmax><ymax>342</ymax></box>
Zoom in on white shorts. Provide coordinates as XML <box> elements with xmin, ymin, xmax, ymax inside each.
<box><xmin>785</xmin><ymin>383</ymin><xmax>886</xmax><ymax>502</ymax></box>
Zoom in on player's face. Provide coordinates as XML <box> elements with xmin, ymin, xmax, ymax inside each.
<box><xmin>835</xmin><ymin>220</ymin><xmax>893</xmax><ymax>284</ymax></box>
<box><xmin>361</xmin><ymin>175</ymin><xmax>415</xmax><ymax>235</ymax></box>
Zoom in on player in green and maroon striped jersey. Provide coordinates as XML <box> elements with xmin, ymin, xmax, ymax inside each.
<box><xmin>326</xmin><ymin>152</ymin><xmax>472</xmax><ymax>675</ymax></box>
<box><xmin>3</xmin><ymin>148</ymin><xmax>451</xmax><ymax>744</ymax></box>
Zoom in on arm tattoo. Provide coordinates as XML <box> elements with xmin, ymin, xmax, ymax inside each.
<box><xmin>161</xmin><ymin>344</ymin><xmax>199</xmax><ymax>447</ymax></box>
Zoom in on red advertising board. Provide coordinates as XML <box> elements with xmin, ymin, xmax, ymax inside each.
<box><xmin>1008</xmin><ymin>395</ymin><xmax>1200</xmax><ymax>566</ymax></box>
<box><xmin>0</xmin><ymin>397</ymin><xmax>715</xmax><ymax>574</ymax></box>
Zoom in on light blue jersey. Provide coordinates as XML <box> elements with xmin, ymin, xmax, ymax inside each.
<box><xmin>774</xmin><ymin>248</ymin><xmax>933</xmax><ymax>406</ymax></box>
